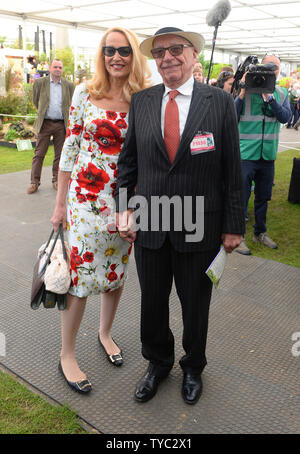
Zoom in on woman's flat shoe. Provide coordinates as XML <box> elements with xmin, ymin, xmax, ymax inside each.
<box><xmin>98</xmin><ymin>334</ymin><xmax>123</xmax><ymax>367</ymax></box>
<box><xmin>58</xmin><ymin>361</ymin><xmax>92</xmax><ymax>394</ymax></box>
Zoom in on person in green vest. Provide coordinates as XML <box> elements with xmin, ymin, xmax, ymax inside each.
<box><xmin>234</xmin><ymin>54</ymin><xmax>292</xmax><ymax>255</ymax></box>
<box><xmin>287</xmin><ymin>82</ymin><xmax>300</xmax><ymax>128</ymax></box>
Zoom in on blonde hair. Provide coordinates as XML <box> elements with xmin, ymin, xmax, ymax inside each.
<box><xmin>87</xmin><ymin>27</ymin><xmax>152</xmax><ymax>102</ymax></box>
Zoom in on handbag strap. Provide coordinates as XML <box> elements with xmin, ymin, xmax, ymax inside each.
<box><xmin>58</xmin><ymin>224</ymin><xmax>68</xmax><ymax>262</ymax></box>
<box><xmin>39</xmin><ymin>224</ymin><xmax>66</xmax><ymax>277</ymax></box>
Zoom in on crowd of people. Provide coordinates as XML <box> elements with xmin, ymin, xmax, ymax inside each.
<box><xmin>27</xmin><ymin>25</ymin><xmax>293</xmax><ymax>405</ymax></box>
<box><xmin>24</xmin><ymin>56</ymin><xmax>49</xmax><ymax>83</ymax></box>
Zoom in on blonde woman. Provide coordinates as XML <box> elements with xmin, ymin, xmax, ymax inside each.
<box><xmin>51</xmin><ymin>27</ymin><xmax>151</xmax><ymax>393</ymax></box>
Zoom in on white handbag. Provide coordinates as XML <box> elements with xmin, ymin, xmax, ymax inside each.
<box><xmin>38</xmin><ymin>229</ymin><xmax>71</xmax><ymax>294</ymax></box>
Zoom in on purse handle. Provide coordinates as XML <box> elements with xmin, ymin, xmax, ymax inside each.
<box><xmin>39</xmin><ymin>224</ymin><xmax>67</xmax><ymax>277</ymax></box>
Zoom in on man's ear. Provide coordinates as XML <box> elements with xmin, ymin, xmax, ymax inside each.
<box><xmin>193</xmin><ymin>49</ymin><xmax>199</xmax><ymax>64</ymax></box>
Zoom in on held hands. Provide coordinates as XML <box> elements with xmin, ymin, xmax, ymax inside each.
<box><xmin>116</xmin><ymin>209</ymin><xmax>136</xmax><ymax>244</ymax></box>
<box><xmin>221</xmin><ymin>233</ymin><xmax>243</xmax><ymax>253</ymax></box>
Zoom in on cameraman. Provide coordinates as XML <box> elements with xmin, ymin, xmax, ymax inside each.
<box><xmin>234</xmin><ymin>54</ymin><xmax>291</xmax><ymax>255</ymax></box>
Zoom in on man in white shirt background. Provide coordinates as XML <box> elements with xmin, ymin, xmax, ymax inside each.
<box><xmin>27</xmin><ymin>59</ymin><xmax>74</xmax><ymax>194</ymax></box>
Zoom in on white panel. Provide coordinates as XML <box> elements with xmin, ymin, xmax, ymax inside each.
<box><xmin>81</xmin><ymin>0</ymin><xmax>173</xmax><ymax>17</ymax></box>
<box><xmin>38</xmin><ymin>9</ymin><xmax>117</xmax><ymax>22</ymax></box>
<box><xmin>227</xmin><ymin>6</ymin><xmax>271</xmax><ymax>21</ymax></box>
<box><xmin>233</xmin><ymin>18</ymin><xmax>293</xmax><ymax>29</ymax></box>
<box><xmin>0</xmin><ymin>0</ymin><xmax>61</xmax><ymax>13</ymax></box>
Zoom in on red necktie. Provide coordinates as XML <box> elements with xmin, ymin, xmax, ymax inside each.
<box><xmin>164</xmin><ymin>90</ymin><xmax>180</xmax><ymax>164</ymax></box>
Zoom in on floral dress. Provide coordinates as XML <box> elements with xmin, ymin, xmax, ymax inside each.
<box><xmin>59</xmin><ymin>84</ymin><xmax>132</xmax><ymax>298</ymax></box>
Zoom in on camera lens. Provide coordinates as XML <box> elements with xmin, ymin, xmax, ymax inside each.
<box><xmin>253</xmin><ymin>75</ymin><xmax>265</xmax><ymax>87</ymax></box>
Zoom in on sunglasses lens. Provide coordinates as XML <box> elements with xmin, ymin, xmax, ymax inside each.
<box><xmin>169</xmin><ymin>45</ymin><xmax>183</xmax><ymax>56</ymax></box>
<box><xmin>151</xmin><ymin>48</ymin><xmax>164</xmax><ymax>59</ymax></box>
<box><xmin>103</xmin><ymin>47</ymin><xmax>115</xmax><ymax>57</ymax></box>
<box><xmin>118</xmin><ymin>47</ymin><xmax>132</xmax><ymax>57</ymax></box>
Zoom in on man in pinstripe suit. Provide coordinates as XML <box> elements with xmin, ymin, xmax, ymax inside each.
<box><xmin>114</xmin><ymin>27</ymin><xmax>245</xmax><ymax>405</ymax></box>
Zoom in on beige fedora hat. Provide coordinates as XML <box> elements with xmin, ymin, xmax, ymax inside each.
<box><xmin>140</xmin><ymin>27</ymin><xmax>205</xmax><ymax>59</ymax></box>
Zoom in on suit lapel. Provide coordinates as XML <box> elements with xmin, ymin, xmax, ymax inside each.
<box><xmin>146</xmin><ymin>84</ymin><xmax>170</xmax><ymax>163</ymax></box>
<box><xmin>43</xmin><ymin>76</ymin><xmax>50</xmax><ymax>107</ymax></box>
<box><xmin>170</xmin><ymin>81</ymin><xmax>212</xmax><ymax>171</ymax></box>
<box><xmin>61</xmin><ymin>78</ymin><xmax>67</xmax><ymax>105</ymax></box>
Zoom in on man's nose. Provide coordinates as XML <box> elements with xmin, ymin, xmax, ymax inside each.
<box><xmin>162</xmin><ymin>49</ymin><xmax>174</xmax><ymax>60</ymax></box>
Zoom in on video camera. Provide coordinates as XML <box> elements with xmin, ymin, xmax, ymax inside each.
<box><xmin>232</xmin><ymin>55</ymin><xmax>277</xmax><ymax>94</ymax></box>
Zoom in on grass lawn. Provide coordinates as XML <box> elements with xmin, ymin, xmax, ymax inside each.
<box><xmin>245</xmin><ymin>148</ymin><xmax>300</xmax><ymax>268</ymax></box>
<box><xmin>0</xmin><ymin>145</ymin><xmax>54</xmax><ymax>174</ymax></box>
<box><xmin>0</xmin><ymin>370</ymin><xmax>88</xmax><ymax>434</ymax></box>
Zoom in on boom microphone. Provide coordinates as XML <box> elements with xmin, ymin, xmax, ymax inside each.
<box><xmin>206</xmin><ymin>0</ymin><xmax>231</xmax><ymax>27</ymax></box>
<box><xmin>205</xmin><ymin>0</ymin><xmax>231</xmax><ymax>84</ymax></box>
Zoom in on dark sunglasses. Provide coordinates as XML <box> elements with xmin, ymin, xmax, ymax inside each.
<box><xmin>151</xmin><ymin>44</ymin><xmax>193</xmax><ymax>59</ymax></box>
<box><xmin>102</xmin><ymin>46</ymin><xmax>132</xmax><ymax>57</ymax></box>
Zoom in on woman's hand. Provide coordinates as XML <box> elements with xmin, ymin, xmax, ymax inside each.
<box><xmin>51</xmin><ymin>170</ymin><xmax>71</xmax><ymax>231</ymax></box>
<box><xmin>116</xmin><ymin>209</ymin><xmax>137</xmax><ymax>244</ymax></box>
<box><xmin>51</xmin><ymin>204</ymin><xmax>67</xmax><ymax>232</ymax></box>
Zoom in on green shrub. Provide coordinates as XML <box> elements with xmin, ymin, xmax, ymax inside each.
<box><xmin>3</xmin><ymin>129</ymin><xmax>20</xmax><ymax>141</ymax></box>
<box><xmin>0</xmin><ymin>92</ymin><xmax>24</xmax><ymax>118</ymax></box>
<box><xmin>26</xmin><ymin>115</ymin><xmax>35</xmax><ymax>125</ymax></box>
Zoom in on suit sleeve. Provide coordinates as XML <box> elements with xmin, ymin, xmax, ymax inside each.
<box><xmin>114</xmin><ymin>95</ymin><xmax>138</xmax><ymax>212</ymax></box>
<box><xmin>32</xmin><ymin>79</ymin><xmax>40</xmax><ymax>109</ymax></box>
<box><xmin>221</xmin><ymin>94</ymin><xmax>245</xmax><ymax>235</ymax></box>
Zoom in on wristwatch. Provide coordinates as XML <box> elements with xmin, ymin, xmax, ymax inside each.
<box><xmin>239</xmin><ymin>81</ymin><xmax>246</xmax><ymax>89</ymax></box>
<box><xmin>267</xmin><ymin>95</ymin><xmax>275</xmax><ymax>103</ymax></box>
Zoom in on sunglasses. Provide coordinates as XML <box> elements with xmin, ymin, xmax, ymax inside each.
<box><xmin>102</xmin><ymin>46</ymin><xmax>132</xmax><ymax>57</ymax></box>
<box><xmin>151</xmin><ymin>44</ymin><xmax>193</xmax><ymax>59</ymax></box>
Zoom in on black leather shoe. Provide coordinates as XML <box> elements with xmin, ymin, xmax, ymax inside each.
<box><xmin>135</xmin><ymin>365</ymin><xmax>168</xmax><ymax>403</ymax></box>
<box><xmin>98</xmin><ymin>334</ymin><xmax>123</xmax><ymax>367</ymax></box>
<box><xmin>182</xmin><ymin>373</ymin><xmax>202</xmax><ymax>405</ymax></box>
<box><xmin>58</xmin><ymin>361</ymin><xmax>92</xmax><ymax>394</ymax></box>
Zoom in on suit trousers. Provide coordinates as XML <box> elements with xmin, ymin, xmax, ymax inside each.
<box><xmin>31</xmin><ymin>119</ymin><xmax>66</xmax><ymax>185</ymax></box>
<box><xmin>134</xmin><ymin>236</ymin><xmax>218</xmax><ymax>376</ymax></box>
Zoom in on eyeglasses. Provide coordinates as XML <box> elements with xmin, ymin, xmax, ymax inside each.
<box><xmin>102</xmin><ymin>46</ymin><xmax>132</xmax><ymax>57</ymax></box>
<box><xmin>151</xmin><ymin>44</ymin><xmax>193</xmax><ymax>59</ymax></box>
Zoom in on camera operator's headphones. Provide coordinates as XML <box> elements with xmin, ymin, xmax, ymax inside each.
<box><xmin>217</xmin><ymin>71</ymin><xmax>234</xmax><ymax>89</ymax></box>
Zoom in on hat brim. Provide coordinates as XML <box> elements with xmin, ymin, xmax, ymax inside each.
<box><xmin>140</xmin><ymin>31</ymin><xmax>205</xmax><ymax>58</ymax></box>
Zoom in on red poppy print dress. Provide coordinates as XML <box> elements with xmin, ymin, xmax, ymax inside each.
<box><xmin>59</xmin><ymin>84</ymin><xmax>132</xmax><ymax>297</ymax></box>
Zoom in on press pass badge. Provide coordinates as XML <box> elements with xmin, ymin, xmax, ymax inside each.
<box><xmin>190</xmin><ymin>132</ymin><xmax>215</xmax><ymax>155</ymax></box>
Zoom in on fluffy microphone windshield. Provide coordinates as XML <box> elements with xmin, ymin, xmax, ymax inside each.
<box><xmin>206</xmin><ymin>0</ymin><xmax>231</xmax><ymax>27</ymax></box>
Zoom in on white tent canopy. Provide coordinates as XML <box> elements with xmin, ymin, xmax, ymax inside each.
<box><xmin>0</xmin><ymin>0</ymin><xmax>300</xmax><ymax>63</ymax></box>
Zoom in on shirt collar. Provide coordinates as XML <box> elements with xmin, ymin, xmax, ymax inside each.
<box><xmin>50</xmin><ymin>76</ymin><xmax>61</xmax><ymax>84</ymax></box>
<box><xmin>163</xmin><ymin>76</ymin><xmax>194</xmax><ymax>98</ymax></box>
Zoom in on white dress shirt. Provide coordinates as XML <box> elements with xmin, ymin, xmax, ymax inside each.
<box><xmin>161</xmin><ymin>76</ymin><xmax>194</xmax><ymax>138</ymax></box>
<box><xmin>45</xmin><ymin>76</ymin><xmax>63</xmax><ymax>120</ymax></box>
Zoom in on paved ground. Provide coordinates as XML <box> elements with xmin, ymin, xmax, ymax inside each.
<box><xmin>0</xmin><ymin>155</ymin><xmax>300</xmax><ymax>434</ymax></box>
<box><xmin>278</xmin><ymin>124</ymin><xmax>300</xmax><ymax>152</ymax></box>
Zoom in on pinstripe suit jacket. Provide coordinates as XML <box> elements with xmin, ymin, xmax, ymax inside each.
<box><xmin>115</xmin><ymin>80</ymin><xmax>245</xmax><ymax>252</ymax></box>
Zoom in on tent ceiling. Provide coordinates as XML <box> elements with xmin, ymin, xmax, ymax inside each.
<box><xmin>0</xmin><ymin>0</ymin><xmax>300</xmax><ymax>62</ymax></box>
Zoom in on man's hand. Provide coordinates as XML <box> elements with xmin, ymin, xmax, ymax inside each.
<box><xmin>239</xmin><ymin>72</ymin><xmax>247</xmax><ymax>100</ymax></box>
<box><xmin>221</xmin><ymin>233</ymin><xmax>243</xmax><ymax>253</ymax></box>
<box><xmin>262</xmin><ymin>93</ymin><xmax>272</xmax><ymax>102</ymax></box>
<box><xmin>116</xmin><ymin>209</ymin><xmax>137</xmax><ymax>244</ymax></box>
